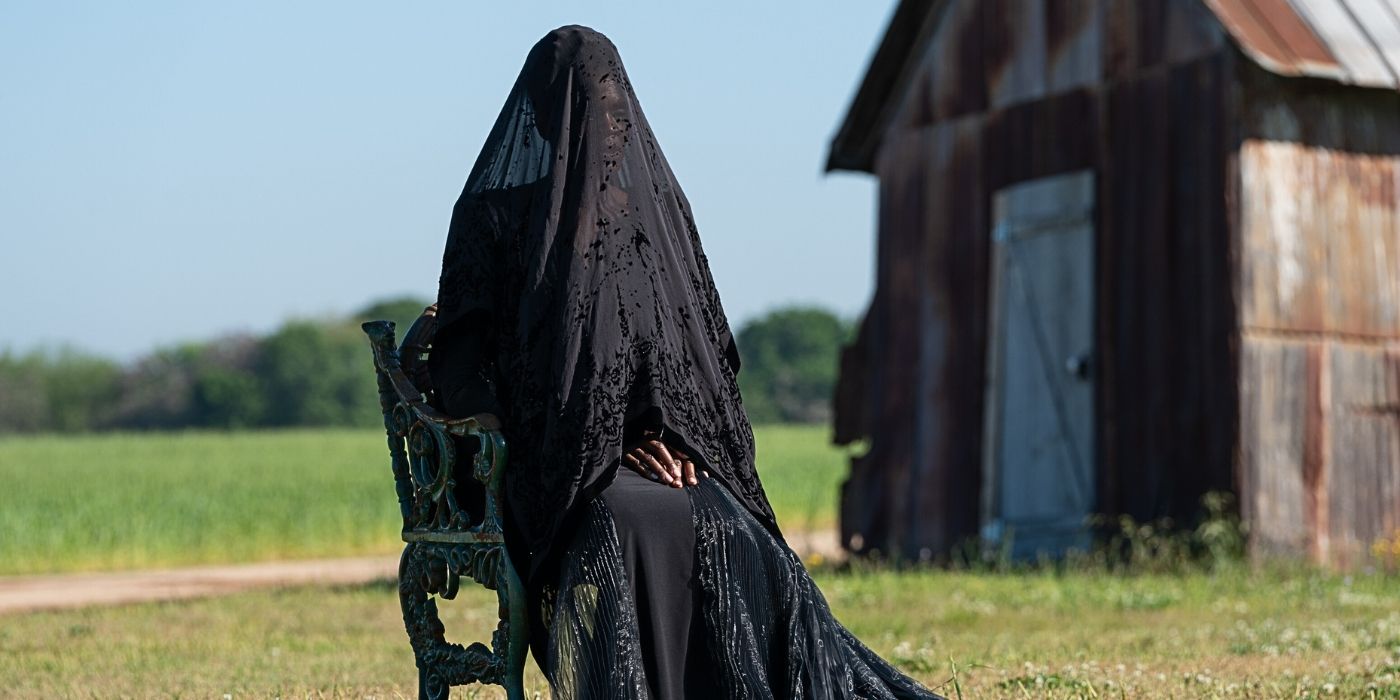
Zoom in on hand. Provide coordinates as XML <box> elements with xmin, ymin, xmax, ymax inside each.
<box><xmin>623</xmin><ymin>434</ymin><xmax>699</xmax><ymax>488</ymax></box>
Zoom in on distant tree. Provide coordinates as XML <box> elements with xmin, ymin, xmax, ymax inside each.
<box><xmin>106</xmin><ymin>344</ymin><xmax>203</xmax><ymax>430</ymax></box>
<box><xmin>253</xmin><ymin>322</ymin><xmax>325</xmax><ymax>426</ymax></box>
<box><xmin>322</xmin><ymin>321</ymin><xmax>383</xmax><ymax>427</ymax></box>
<box><xmin>0</xmin><ymin>296</ymin><xmax>434</xmax><ymax>434</ymax></box>
<box><xmin>257</xmin><ymin>320</ymin><xmax>380</xmax><ymax>428</ymax></box>
<box><xmin>190</xmin><ymin>336</ymin><xmax>266</xmax><ymax>429</ymax></box>
<box><xmin>735</xmin><ymin>306</ymin><xmax>852</xmax><ymax>425</ymax></box>
<box><xmin>0</xmin><ymin>352</ymin><xmax>50</xmax><ymax>433</ymax></box>
<box><xmin>355</xmin><ymin>296</ymin><xmax>434</xmax><ymax>336</ymax></box>
<box><xmin>42</xmin><ymin>348</ymin><xmax>122</xmax><ymax>431</ymax></box>
<box><xmin>0</xmin><ymin>348</ymin><xmax>122</xmax><ymax>433</ymax></box>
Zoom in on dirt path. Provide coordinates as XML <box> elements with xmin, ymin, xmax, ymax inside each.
<box><xmin>0</xmin><ymin>556</ymin><xmax>399</xmax><ymax>615</ymax></box>
<box><xmin>0</xmin><ymin>530</ymin><xmax>843</xmax><ymax>615</ymax></box>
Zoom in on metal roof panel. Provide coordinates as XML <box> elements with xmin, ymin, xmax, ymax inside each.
<box><xmin>1289</xmin><ymin>0</ymin><xmax>1398</xmax><ymax>84</ymax></box>
<box><xmin>1209</xmin><ymin>0</ymin><xmax>1400</xmax><ymax>87</ymax></box>
<box><xmin>1337</xmin><ymin>0</ymin><xmax>1400</xmax><ymax>81</ymax></box>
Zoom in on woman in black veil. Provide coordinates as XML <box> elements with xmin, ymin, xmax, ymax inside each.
<box><xmin>431</xmin><ymin>25</ymin><xmax>943</xmax><ymax>700</ymax></box>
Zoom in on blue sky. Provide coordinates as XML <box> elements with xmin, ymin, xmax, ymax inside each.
<box><xmin>1</xmin><ymin>2</ymin><xmax>890</xmax><ymax>360</ymax></box>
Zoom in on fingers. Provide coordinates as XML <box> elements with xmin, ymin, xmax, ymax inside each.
<box><xmin>623</xmin><ymin>451</ymin><xmax>665</xmax><ymax>484</ymax></box>
<box><xmin>672</xmin><ymin>446</ymin><xmax>700</xmax><ymax>485</ymax></box>
<box><xmin>624</xmin><ymin>439</ymin><xmax>706</xmax><ymax>488</ymax></box>
<box><xmin>682</xmin><ymin>456</ymin><xmax>698</xmax><ymax>486</ymax></box>
<box><xmin>622</xmin><ymin>451</ymin><xmax>648</xmax><ymax>478</ymax></box>
<box><xmin>642</xmin><ymin>439</ymin><xmax>684</xmax><ymax>488</ymax></box>
<box><xmin>636</xmin><ymin>445</ymin><xmax>676</xmax><ymax>486</ymax></box>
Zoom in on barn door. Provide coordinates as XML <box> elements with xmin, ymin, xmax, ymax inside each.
<box><xmin>981</xmin><ymin>171</ymin><xmax>1095</xmax><ymax>559</ymax></box>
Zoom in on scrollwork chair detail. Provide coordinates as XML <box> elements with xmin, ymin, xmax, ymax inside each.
<box><xmin>363</xmin><ymin>306</ymin><xmax>527</xmax><ymax>700</ymax></box>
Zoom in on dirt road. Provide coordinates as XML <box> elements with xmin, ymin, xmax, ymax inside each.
<box><xmin>0</xmin><ymin>530</ymin><xmax>841</xmax><ymax>615</ymax></box>
<box><xmin>0</xmin><ymin>556</ymin><xmax>399</xmax><ymax>615</ymax></box>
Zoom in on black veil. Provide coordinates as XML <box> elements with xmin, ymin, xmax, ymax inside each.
<box><xmin>433</xmin><ymin>25</ymin><xmax>779</xmax><ymax>582</ymax></box>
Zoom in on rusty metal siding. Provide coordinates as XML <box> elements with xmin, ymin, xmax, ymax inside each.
<box><xmin>841</xmin><ymin>90</ymin><xmax>1106</xmax><ymax>559</ymax></box>
<box><xmin>1236</xmin><ymin>130</ymin><xmax>1400</xmax><ymax>566</ymax></box>
<box><xmin>892</xmin><ymin>0</ymin><xmax>988</xmax><ymax>128</ymax></box>
<box><xmin>985</xmin><ymin>0</ymin><xmax>1050</xmax><ymax>108</ymax></box>
<box><xmin>839</xmin><ymin>128</ymin><xmax>933</xmax><ymax>557</ymax></box>
<box><xmin>1233</xmin><ymin>58</ymin><xmax>1400</xmax><ymax>566</ymax></box>
<box><xmin>1046</xmin><ymin>0</ymin><xmax>1104</xmax><ymax>92</ymax></box>
<box><xmin>916</xmin><ymin>116</ymin><xmax>988</xmax><ymax>556</ymax></box>
<box><xmin>1104</xmin><ymin>71</ymin><xmax>1179</xmax><ymax>520</ymax></box>
<box><xmin>830</xmin><ymin>0</ymin><xmax>1400</xmax><ymax>174</ymax></box>
<box><xmin>839</xmin><ymin>1</ymin><xmax>1240</xmax><ymax>561</ymax></box>
<box><xmin>835</xmin><ymin>0</ymin><xmax>1397</xmax><ymax>567</ymax></box>
<box><xmin>1169</xmin><ymin>55</ymin><xmax>1241</xmax><ymax>518</ymax></box>
<box><xmin>982</xmin><ymin>90</ymin><xmax>1099</xmax><ymax>189</ymax></box>
<box><xmin>888</xmin><ymin>0</ymin><xmax>1221</xmax><ymax>131</ymax></box>
<box><xmin>1238</xmin><ymin>79</ymin><xmax>1400</xmax><ymax>338</ymax></box>
<box><xmin>1105</xmin><ymin>0</ymin><xmax>1227</xmax><ymax>80</ymax></box>
<box><xmin>1241</xmin><ymin>161</ymin><xmax>1397</xmax><ymax>336</ymax></box>
<box><xmin>1239</xmin><ymin>337</ymin><xmax>1314</xmax><ymax>556</ymax></box>
<box><xmin>1238</xmin><ymin>141</ymin><xmax>1333</xmax><ymax>332</ymax></box>
<box><xmin>841</xmin><ymin>117</ymin><xmax>991</xmax><ymax>559</ymax></box>
<box><xmin>1100</xmin><ymin>59</ymin><xmax>1241</xmax><ymax>523</ymax></box>
<box><xmin>1239</xmin><ymin>337</ymin><xmax>1400</xmax><ymax>566</ymax></box>
<box><xmin>1323</xmin><ymin>154</ymin><xmax>1400</xmax><ymax>337</ymax></box>
<box><xmin>831</xmin><ymin>314</ymin><xmax>870</xmax><ymax>447</ymax></box>
<box><xmin>1326</xmin><ymin>343</ymin><xmax>1400</xmax><ymax>567</ymax></box>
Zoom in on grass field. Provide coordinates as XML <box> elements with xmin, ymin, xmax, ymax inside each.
<box><xmin>9</xmin><ymin>427</ymin><xmax>1400</xmax><ymax>697</ymax></box>
<box><xmin>4</xmin><ymin>566</ymin><xmax>1399</xmax><ymax>698</ymax></box>
<box><xmin>0</xmin><ymin>425</ymin><xmax>846</xmax><ymax>575</ymax></box>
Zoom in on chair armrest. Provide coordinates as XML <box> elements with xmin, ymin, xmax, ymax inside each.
<box><xmin>363</xmin><ymin>320</ymin><xmax>508</xmax><ymax>538</ymax></box>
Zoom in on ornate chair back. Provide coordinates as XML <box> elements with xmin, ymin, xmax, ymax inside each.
<box><xmin>362</xmin><ymin>306</ymin><xmax>527</xmax><ymax>700</ymax></box>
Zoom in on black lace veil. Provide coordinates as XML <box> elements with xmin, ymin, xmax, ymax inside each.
<box><xmin>434</xmin><ymin>25</ymin><xmax>780</xmax><ymax>582</ymax></box>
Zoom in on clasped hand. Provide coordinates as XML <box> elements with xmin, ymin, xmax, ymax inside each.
<box><xmin>471</xmin><ymin>414</ymin><xmax>704</xmax><ymax>488</ymax></box>
<box><xmin>624</xmin><ymin>430</ymin><xmax>705</xmax><ymax>488</ymax></box>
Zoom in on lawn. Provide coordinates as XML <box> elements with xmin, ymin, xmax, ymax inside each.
<box><xmin>9</xmin><ymin>427</ymin><xmax>1400</xmax><ymax>697</ymax></box>
<box><xmin>0</xmin><ymin>425</ymin><xmax>846</xmax><ymax>575</ymax></box>
<box><xmin>4</xmin><ymin>566</ymin><xmax>1399</xmax><ymax>698</ymax></box>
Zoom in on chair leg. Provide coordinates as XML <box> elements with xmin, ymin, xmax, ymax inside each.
<box><xmin>501</xmin><ymin>554</ymin><xmax>530</xmax><ymax>700</ymax></box>
<box><xmin>402</xmin><ymin>545</ymin><xmax>452</xmax><ymax>700</ymax></box>
<box><xmin>418</xmin><ymin>667</ymin><xmax>449</xmax><ymax>700</ymax></box>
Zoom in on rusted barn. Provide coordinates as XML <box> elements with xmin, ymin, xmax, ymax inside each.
<box><xmin>829</xmin><ymin>0</ymin><xmax>1400</xmax><ymax>567</ymax></box>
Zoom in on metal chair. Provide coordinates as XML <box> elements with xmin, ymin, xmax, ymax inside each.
<box><xmin>362</xmin><ymin>306</ymin><xmax>527</xmax><ymax>700</ymax></box>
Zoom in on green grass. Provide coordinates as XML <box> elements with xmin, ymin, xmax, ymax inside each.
<box><xmin>5</xmin><ymin>427</ymin><xmax>1398</xmax><ymax>697</ymax></box>
<box><xmin>0</xmin><ymin>425</ymin><xmax>845</xmax><ymax>575</ymax></box>
<box><xmin>749</xmin><ymin>422</ymin><xmax>849</xmax><ymax>531</ymax></box>
<box><xmin>4</xmin><ymin>567</ymin><xmax>1399</xmax><ymax>698</ymax></box>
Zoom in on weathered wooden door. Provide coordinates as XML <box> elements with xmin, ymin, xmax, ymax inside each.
<box><xmin>981</xmin><ymin>171</ymin><xmax>1095</xmax><ymax>559</ymax></box>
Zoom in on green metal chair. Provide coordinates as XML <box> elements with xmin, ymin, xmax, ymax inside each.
<box><xmin>362</xmin><ymin>306</ymin><xmax>528</xmax><ymax>700</ymax></box>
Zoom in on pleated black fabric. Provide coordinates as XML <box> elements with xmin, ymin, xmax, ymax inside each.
<box><xmin>542</xmin><ymin>469</ymin><xmax>944</xmax><ymax>700</ymax></box>
<box><xmin>544</xmin><ymin>467</ymin><xmax>721</xmax><ymax>700</ymax></box>
<box><xmin>601</xmin><ymin>468</ymin><xmax>714</xmax><ymax>699</ymax></box>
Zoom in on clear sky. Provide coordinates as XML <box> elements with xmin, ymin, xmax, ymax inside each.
<box><xmin>1</xmin><ymin>2</ymin><xmax>890</xmax><ymax>360</ymax></box>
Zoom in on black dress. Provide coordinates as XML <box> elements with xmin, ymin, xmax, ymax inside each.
<box><xmin>431</xmin><ymin>25</ymin><xmax>943</xmax><ymax>700</ymax></box>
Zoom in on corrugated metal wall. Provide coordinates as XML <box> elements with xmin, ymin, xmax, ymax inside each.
<box><xmin>839</xmin><ymin>0</ymin><xmax>1400</xmax><ymax>566</ymax></box>
<box><xmin>840</xmin><ymin>0</ymin><xmax>1239</xmax><ymax>560</ymax></box>
<box><xmin>1236</xmin><ymin>64</ymin><xmax>1400</xmax><ymax>566</ymax></box>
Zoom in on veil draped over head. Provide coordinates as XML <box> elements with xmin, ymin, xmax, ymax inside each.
<box><xmin>434</xmin><ymin>25</ymin><xmax>779</xmax><ymax>581</ymax></box>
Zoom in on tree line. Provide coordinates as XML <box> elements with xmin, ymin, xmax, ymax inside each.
<box><xmin>0</xmin><ymin>299</ymin><xmax>851</xmax><ymax>433</ymax></box>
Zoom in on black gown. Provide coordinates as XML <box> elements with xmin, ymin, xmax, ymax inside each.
<box><xmin>431</xmin><ymin>25</ymin><xmax>944</xmax><ymax>700</ymax></box>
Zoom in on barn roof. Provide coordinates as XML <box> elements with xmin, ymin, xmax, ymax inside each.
<box><xmin>824</xmin><ymin>0</ymin><xmax>949</xmax><ymax>173</ymax></box>
<box><xmin>827</xmin><ymin>0</ymin><xmax>1400</xmax><ymax>173</ymax></box>
<box><xmin>1208</xmin><ymin>0</ymin><xmax>1400</xmax><ymax>86</ymax></box>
